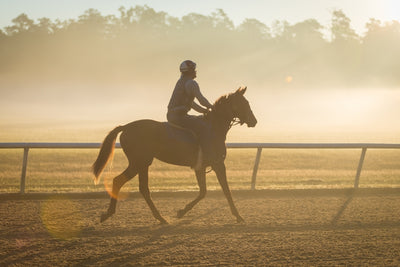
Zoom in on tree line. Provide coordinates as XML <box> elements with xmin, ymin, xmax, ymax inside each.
<box><xmin>1</xmin><ymin>5</ymin><xmax>399</xmax><ymax>89</ymax></box>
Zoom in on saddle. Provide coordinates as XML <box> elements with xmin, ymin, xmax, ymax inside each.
<box><xmin>163</xmin><ymin>122</ymin><xmax>203</xmax><ymax>170</ymax></box>
<box><xmin>163</xmin><ymin>122</ymin><xmax>199</xmax><ymax>144</ymax></box>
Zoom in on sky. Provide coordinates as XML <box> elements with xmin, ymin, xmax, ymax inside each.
<box><xmin>1</xmin><ymin>0</ymin><xmax>399</xmax><ymax>36</ymax></box>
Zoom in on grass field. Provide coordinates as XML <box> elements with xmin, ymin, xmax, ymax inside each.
<box><xmin>1</xmin><ymin>147</ymin><xmax>399</xmax><ymax>193</ymax></box>
<box><xmin>1</xmin><ymin>121</ymin><xmax>399</xmax><ymax>193</ymax></box>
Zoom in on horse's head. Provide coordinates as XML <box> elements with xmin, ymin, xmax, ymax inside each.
<box><xmin>212</xmin><ymin>87</ymin><xmax>257</xmax><ymax>128</ymax></box>
<box><xmin>229</xmin><ymin>87</ymin><xmax>257</xmax><ymax>127</ymax></box>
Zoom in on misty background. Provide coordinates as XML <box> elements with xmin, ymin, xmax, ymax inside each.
<box><xmin>1</xmin><ymin>5</ymin><xmax>399</xmax><ymax>142</ymax></box>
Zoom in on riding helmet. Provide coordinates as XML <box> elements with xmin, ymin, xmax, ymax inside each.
<box><xmin>179</xmin><ymin>60</ymin><xmax>196</xmax><ymax>73</ymax></box>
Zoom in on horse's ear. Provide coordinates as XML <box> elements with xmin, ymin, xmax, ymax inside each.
<box><xmin>236</xmin><ymin>86</ymin><xmax>247</xmax><ymax>95</ymax></box>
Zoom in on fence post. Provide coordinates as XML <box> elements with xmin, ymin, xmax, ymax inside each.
<box><xmin>251</xmin><ymin>147</ymin><xmax>262</xmax><ymax>190</ymax></box>
<box><xmin>20</xmin><ymin>147</ymin><xmax>29</xmax><ymax>194</ymax></box>
<box><xmin>354</xmin><ymin>147</ymin><xmax>367</xmax><ymax>189</ymax></box>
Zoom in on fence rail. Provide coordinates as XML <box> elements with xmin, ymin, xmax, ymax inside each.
<box><xmin>1</xmin><ymin>142</ymin><xmax>400</xmax><ymax>193</ymax></box>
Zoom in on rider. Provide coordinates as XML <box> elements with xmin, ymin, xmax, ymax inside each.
<box><xmin>167</xmin><ymin>60</ymin><xmax>214</xmax><ymax>168</ymax></box>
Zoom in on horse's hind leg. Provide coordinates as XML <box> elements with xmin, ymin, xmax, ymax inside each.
<box><xmin>101</xmin><ymin>165</ymin><xmax>137</xmax><ymax>223</ymax></box>
<box><xmin>138</xmin><ymin>166</ymin><xmax>168</xmax><ymax>224</ymax></box>
<box><xmin>177</xmin><ymin>169</ymin><xmax>206</xmax><ymax>218</ymax></box>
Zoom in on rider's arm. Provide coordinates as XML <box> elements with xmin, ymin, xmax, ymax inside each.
<box><xmin>191</xmin><ymin>101</ymin><xmax>208</xmax><ymax>113</ymax></box>
<box><xmin>185</xmin><ymin>80</ymin><xmax>213</xmax><ymax>109</ymax></box>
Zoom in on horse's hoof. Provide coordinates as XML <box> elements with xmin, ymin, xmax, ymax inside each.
<box><xmin>177</xmin><ymin>209</ymin><xmax>186</xmax><ymax>218</ymax></box>
<box><xmin>159</xmin><ymin>218</ymin><xmax>169</xmax><ymax>225</ymax></box>
<box><xmin>100</xmin><ymin>212</ymin><xmax>113</xmax><ymax>223</ymax></box>
<box><xmin>236</xmin><ymin>216</ymin><xmax>245</xmax><ymax>224</ymax></box>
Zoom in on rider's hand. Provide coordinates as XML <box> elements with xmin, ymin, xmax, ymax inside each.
<box><xmin>204</xmin><ymin>108</ymin><xmax>212</xmax><ymax>114</ymax></box>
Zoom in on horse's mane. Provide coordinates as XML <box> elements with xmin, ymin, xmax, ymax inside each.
<box><xmin>203</xmin><ymin>92</ymin><xmax>234</xmax><ymax>121</ymax></box>
<box><xmin>213</xmin><ymin>92</ymin><xmax>233</xmax><ymax>108</ymax></box>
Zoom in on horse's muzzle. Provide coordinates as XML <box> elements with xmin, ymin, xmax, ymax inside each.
<box><xmin>247</xmin><ymin>120</ymin><xmax>257</xmax><ymax>128</ymax></box>
<box><xmin>246</xmin><ymin>112</ymin><xmax>257</xmax><ymax>128</ymax></box>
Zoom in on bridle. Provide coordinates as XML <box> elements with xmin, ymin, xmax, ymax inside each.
<box><xmin>210</xmin><ymin>99</ymin><xmax>246</xmax><ymax>131</ymax></box>
<box><xmin>228</xmin><ymin>117</ymin><xmax>242</xmax><ymax>130</ymax></box>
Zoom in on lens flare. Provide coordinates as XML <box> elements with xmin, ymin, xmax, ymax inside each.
<box><xmin>103</xmin><ymin>175</ymin><xmax>129</xmax><ymax>200</ymax></box>
<box><xmin>40</xmin><ymin>196</ymin><xmax>83</xmax><ymax>240</ymax></box>
<box><xmin>285</xmin><ymin>75</ymin><xmax>293</xmax><ymax>83</ymax></box>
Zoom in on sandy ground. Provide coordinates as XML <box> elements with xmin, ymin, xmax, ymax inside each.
<box><xmin>1</xmin><ymin>189</ymin><xmax>400</xmax><ymax>266</ymax></box>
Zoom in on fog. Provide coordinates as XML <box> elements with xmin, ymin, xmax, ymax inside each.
<box><xmin>1</xmin><ymin>82</ymin><xmax>399</xmax><ymax>143</ymax></box>
<box><xmin>1</xmin><ymin>6</ymin><xmax>399</xmax><ymax>143</ymax></box>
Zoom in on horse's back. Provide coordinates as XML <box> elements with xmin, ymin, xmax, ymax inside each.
<box><xmin>121</xmin><ymin>119</ymin><xmax>197</xmax><ymax>140</ymax></box>
<box><xmin>119</xmin><ymin>119</ymin><xmax>198</xmax><ymax>167</ymax></box>
<box><xmin>123</xmin><ymin>119</ymin><xmax>162</xmax><ymax>130</ymax></box>
<box><xmin>120</xmin><ymin>119</ymin><xmax>165</xmax><ymax>147</ymax></box>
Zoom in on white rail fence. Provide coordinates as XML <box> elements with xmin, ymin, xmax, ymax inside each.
<box><xmin>1</xmin><ymin>142</ymin><xmax>400</xmax><ymax>194</ymax></box>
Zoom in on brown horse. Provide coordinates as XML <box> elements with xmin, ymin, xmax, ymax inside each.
<box><xmin>92</xmin><ymin>87</ymin><xmax>257</xmax><ymax>223</ymax></box>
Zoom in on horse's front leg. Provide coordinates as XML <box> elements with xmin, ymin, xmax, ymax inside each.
<box><xmin>213</xmin><ymin>162</ymin><xmax>244</xmax><ymax>223</ymax></box>
<box><xmin>139</xmin><ymin>166</ymin><xmax>168</xmax><ymax>224</ymax></box>
<box><xmin>177</xmin><ymin>169</ymin><xmax>207</xmax><ymax>218</ymax></box>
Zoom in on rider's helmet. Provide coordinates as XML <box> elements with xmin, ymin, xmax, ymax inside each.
<box><xmin>179</xmin><ymin>60</ymin><xmax>196</xmax><ymax>73</ymax></box>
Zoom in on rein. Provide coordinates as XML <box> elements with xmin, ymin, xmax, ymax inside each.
<box><xmin>228</xmin><ymin>117</ymin><xmax>241</xmax><ymax>130</ymax></box>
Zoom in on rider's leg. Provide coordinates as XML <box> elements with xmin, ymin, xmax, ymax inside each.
<box><xmin>184</xmin><ymin>116</ymin><xmax>220</xmax><ymax>167</ymax></box>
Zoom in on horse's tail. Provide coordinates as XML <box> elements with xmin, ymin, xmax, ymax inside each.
<box><xmin>92</xmin><ymin>125</ymin><xmax>124</xmax><ymax>184</ymax></box>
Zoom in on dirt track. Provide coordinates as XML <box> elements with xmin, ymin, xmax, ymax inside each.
<box><xmin>1</xmin><ymin>189</ymin><xmax>400</xmax><ymax>266</ymax></box>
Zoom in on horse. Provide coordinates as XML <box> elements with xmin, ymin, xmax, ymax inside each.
<box><xmin>92</xmin><ymin>87</ymin><xmax>257</xmax><ymax>224</ymax></box>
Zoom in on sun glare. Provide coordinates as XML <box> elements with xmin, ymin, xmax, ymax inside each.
<box><xmin>329</xmin><ymin>92</ymin><xmax>376</xmax><ymax>119</ymax></box>
<box><xmin>252</xmin><ymin>88</ymin><xmax>399</xmax><ymax>138</ymax></box>
<box><xmin>285</xmin><ymin>76</ymin><xmax>293</xmax><ymax>83</ymax></box>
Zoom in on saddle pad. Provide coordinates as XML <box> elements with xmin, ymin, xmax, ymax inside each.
<box><xmin>163</xmin><ymin>122</ymin><xmax>199</xmax><ymax>145</ymax></box>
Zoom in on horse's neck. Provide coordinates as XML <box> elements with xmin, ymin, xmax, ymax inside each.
<box><xmin>209</xmin><ymin>110</ymin><xmax>233</xmax><ymax>141</ymax></box>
